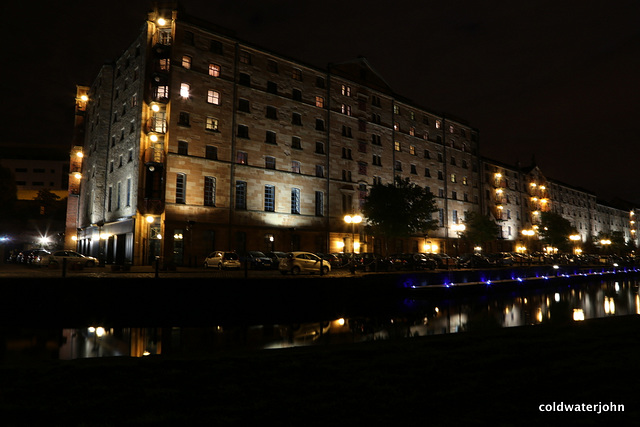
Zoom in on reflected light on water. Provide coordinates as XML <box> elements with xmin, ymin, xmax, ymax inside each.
<box><xmin>4</xmin><ymin>278</ymin><xmax>640</xmax><ymax>362</ymax></box>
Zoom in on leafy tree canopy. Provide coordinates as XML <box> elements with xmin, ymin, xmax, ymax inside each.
<box><xmin>460</xmin><ymin>212</ymin><xmax>500</xmax><ymax>246</ymax></box>
<box><xmin>539</xmin><ymin>211</ymin><xmax>576</xmax><ymax>251</ymax></box>
<box><xmin>362</xmin><ymin>177</ymin><xmax>438</xmax><ymax>239</ymax></box>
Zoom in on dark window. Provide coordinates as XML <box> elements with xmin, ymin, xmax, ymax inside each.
<box><xmin>235</xmin><ymin>181</ymin><xmax>247</xmax><ymax>209</ymax></box>
<box><xmin>210</xmin><ymin>40</ymin><xmax>223</xmax><ymax>54</ymax></box>
<box><xmin>237</xmin><ymin>125</ymin><xmax>249</xmax><ymax>138</ymax></box>
<box><xmin>266</xmin><ymin>106</ymin><xmax>278</xmax><ymax>119</ymax></box>
<box><xmin>265</xmin><ymin>131</ymin><xmax>277</xmax><ymax>145</ymax></box>
<box><xmin>239</xmin><ymin>73</ymin><xmax>251</xmax><ymax>86</ymax></box>
<box><xmin>238</xmin><ymin>99</ymin><xmax>250</xmax><ymax>113</ymax></box>
<box><xmin>178</xmin><ymin>141</ymin><xmax>188</xmax><ymax>155</ymax></box>
<box><xmin>176</xmin><ymin>174</ymin><xmax>186</xmax><ymax>204</ymax></box>
<box><xmin>206</xmin><ymin>146</ymin><xmax>218</xmax><ymax>160</ymax></box>
<box><xmin>204</xmin><ymin>176</ymin><xmax>216</xmax><ymax>206</ymax></box>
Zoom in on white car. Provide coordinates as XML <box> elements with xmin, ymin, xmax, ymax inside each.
<box><xmin>47</xmin><ymin>250</ymin><xmax>98</xmax><ymax>267</ymax></box>
<box><xmin>279</xmin><ymin>252</ymin><xmax>331</xmax><ymax>275</ymax></box>
<box><xmin>204</xmin><ymin>251</ymin><xmax>241</xmax><ymax>270</ymax></box>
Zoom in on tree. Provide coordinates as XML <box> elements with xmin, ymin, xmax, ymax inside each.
<box><xmin>539</xmin><ymin>211</ymin><xmax>575</xmax><ymax>252</ymax></box>
<box><xmin>362</xmin><ymin>177</ymin><xmax>438</xmax><ymax>248</ymax></box>
<box><xmin>460</xmin><ymin>212</ymin><xmax>500</xmax><ymax>247</ymax></box>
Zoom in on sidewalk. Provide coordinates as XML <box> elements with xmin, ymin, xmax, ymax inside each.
<box><xmin>0</xmin><ymin>263</ymin><xmax>361</xmax><ymax>279</ymax></box>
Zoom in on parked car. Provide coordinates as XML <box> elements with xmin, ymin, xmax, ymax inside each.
<box><xmin>430</xmin><ymin>253</ymin><xmax>456</xmax><ymax>268</ymax></box>
<box><xmin>279</xmin><ymin>252</ymin><xmax>331</xmax><ymax>275</ymax></box>
<box><xmin>203</xmin><ymin>251</ymin><xmax>241</xmax><ymax>270</ymax></box>
<box><xmin>487</xmin><ymin>252</ymin><xmax>515</xmax><ymax>266</ymax></box>
<box><xmin>265</xmin><ymin>251</ymin><xmax>288</xmax><ymax>269</ymax></box>
<box><xmin>386</xmin><ymin>253</ymin><xmax>437</xmax><ymax>271</ymax></box>
<box><xmin>316</xmin><ymin>253</ymin><xmax>341</xmax><ymax>268</ymax></box>
<box><xmin>47</xmin><ymin>250</ymin><xmax>98</xmax><ymax>267</ymax></box>
<box><xmin>243</xmin><ymin>251</ymin><xmax>273</xmax><ymax>269</ymax></box>
<box><xmin>354</xmin><ymin>253</ymin><xmax>391</xmax><ymax>272</ymax></box>
<box><xmin>29</xmin><ymin>249</ymin><xmax>51</xmax><ymax>266</ymax></box>
<box><xmin>456</xmin><ymin>253</ymin><xmax>494</xmax><ymax>268</ymax></box>
<box><xmin>17</xmin><ymin>249</ymin><xmax>51</xmax><ymax>265</ymax></box>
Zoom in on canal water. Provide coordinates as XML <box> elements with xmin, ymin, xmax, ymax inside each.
<box><xmin>3</xmin><ymin>277</ymin><xmax>639</xmax><ymax>362</ymax></box>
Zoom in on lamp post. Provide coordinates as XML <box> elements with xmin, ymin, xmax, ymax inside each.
<box><xmin>344</xmin><ymin>214</ymin><xmax>362</xmax><ymax>273</ymax></box>
<box><xmin>343</xmin><ymin>214</ymin><xmax>362</xmax><ymax>254</ymax></box>
<box><xmin>451</xmin><ymin>224</ymin><xmax>465</xmax><ymax>257</ymax></box>
<box><xmin>570</xmin><ymin>234</ymin><xmax>580</xmax><ymax>255</ymax></box>
<box><xmin>521</xmin><ymin>229</ymin><xmax>535</xmax><ymax>264</ymax></box>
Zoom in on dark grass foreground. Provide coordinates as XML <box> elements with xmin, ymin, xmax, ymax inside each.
<box><xmin>2</xmin><ymin>316</ymin><xmax>639</xmax><ymax>426</ymax></box>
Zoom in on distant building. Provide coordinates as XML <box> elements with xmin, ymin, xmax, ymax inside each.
<box><xmin>0</xmin><ymin>155</ymin><xmax>69</xmax><ymax>201</ymax></box>
<box><xmin>482</xmin><ymin>157</ymin><xmax>636</xmax><ymax>254</ymax></box>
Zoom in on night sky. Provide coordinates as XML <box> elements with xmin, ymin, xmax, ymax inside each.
<box><xmin>4</xmin><ymin>0</ymin><xmax>640</xmax><ymax>202</ymax></box>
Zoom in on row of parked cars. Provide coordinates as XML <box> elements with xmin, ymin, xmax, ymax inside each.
<box><xmin>203</xmin><ymin>250</ymin><xmax>331</xmax><ymax>275</ymax></box>
<box><xmin>8</xmin><ymin>249</ymin><xmax>99</xmax><ymax>267</ymax></box>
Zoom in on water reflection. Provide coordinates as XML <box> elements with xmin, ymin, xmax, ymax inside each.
<box><xmin>3</xmin><ymin>278</ymin><xmax>640</xmax><ymax>362</ymax></box>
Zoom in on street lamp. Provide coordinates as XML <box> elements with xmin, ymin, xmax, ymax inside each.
<box><xmin>451</xmin><ymin>224</ymin><xmax>465</xmax><ymax>257</ymax></box>
<box><xmin>570</xmin><ymin>234</ymin><xmax>580</xmax><ymax>255</ymax></box>
<box><xmin>343</xmin><ymin>214</ymin><xmax>362</xmax><ymax>254</ymax></box>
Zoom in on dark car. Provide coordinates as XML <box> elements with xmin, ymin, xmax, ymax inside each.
<box><xmin>457</xmin><ymin>253</ymin><xmax>494</xmax><ymax>268</ymax></box>
<box><xmin>244</xmin><ymin>251</ymin><xmax>273</xmax><ymax>269</ymax></box>
<box><xmin>317</xmin><ymin>253</ymin><xmax>341</xmax><ymax>268</ymax></box>
<box><xmin>430</xmin><ymin>253</ymin><xmax>456</xmax><ymax>268</ymax></box>
<box><xmin>265</xmin><ymin>251</ymin><xmax>288</xmax><ymax>269</ymax></box>
<box><xmin>487</xmin><ymin>252</ymin><xmax>515</xmax><ymax>266</ymax></box>
<box><xmin>386</xmin><ymin>253</ymin><xmax>437</xmax><ymax>271</ymax></box>
<box><xmin>354</xmin><ymin>253</ymin><xmax>391</xmax><ymax>272</ymax></box>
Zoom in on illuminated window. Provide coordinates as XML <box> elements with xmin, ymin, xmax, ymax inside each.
<box><xmin>292</xmin><ymin>68</ymin><xmax>302</xmax><ymax>81</ymax></box>
<box><xmin>155</xmin><ymin>85</ymin><xmax>169</xmax><ymax>100</ymax></box>
<box><xmin>207</xmin><ymin>90</ymin><xmax>220</xmax><ymax>105</ymax></box>
<box><xmin>180</xmin><ymin>83</ymin><xmax>190</xmax><ymax>98</ymax></box>
<box><xmin>209</xmin><ymin>63</ymin><xmax>221</xmax><ymax>77</ymax></box>
<box><xmin>341</xmin><ymin>84</ymin><xmax>351</xmax><ymax>96</ymax></box>
<box><xmin>410</xmin><ymin>145</ymin><xmax>416</xmax><ymax>155</ymax></box>
<box><xmin>181</xmin><ymin>55</ymin><xmax>191</xmax><ymax>69</ymax></box>
<box><xmin>394</xmin><ymin>141</ymin><xmax>401</xmax><ymax>151</ymax></box>
<box><xmin>236</xmin><ymin>151</ymin><xmax>248</xmax><ymax>165</ymax></box>
<box><xmin>205</xmin><ymin>117</ymin><xmax>219</xmax><ymax>131</ymax></box>
<box><xmin>341</xmin><ymin>104</ymin><xmax>352</xmax><ymax>116</ymax></box>
<box><xmin>315</xmin><ymin>96</ymin><xmax>324</xmax><ymax>108</ymax></box>
<box><xmin>435</xmin><ymin>120</ymin><xmax>441</xmax><ymax>129</ymax></box>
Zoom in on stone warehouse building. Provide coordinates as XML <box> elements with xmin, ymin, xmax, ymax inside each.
<box><xmin>67</xmin><ymin>3</ymin><xmax>482</xmax><ymax>266</ymax></box>
<box><xmin>481</xmin><ymin>158</ymin><xmax>637</xmax><ymax>254</ymax></box>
